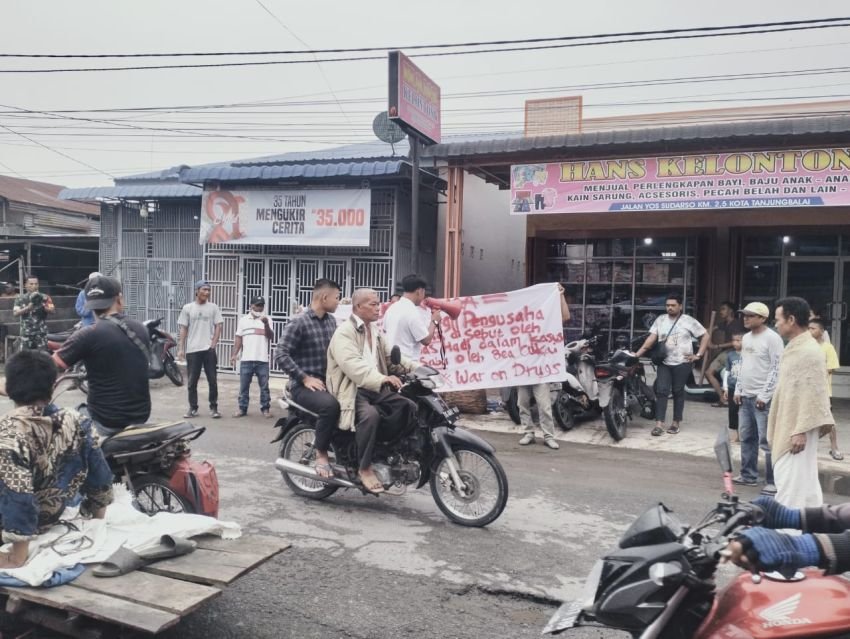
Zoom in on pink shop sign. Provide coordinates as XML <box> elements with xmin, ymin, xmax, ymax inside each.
<box><xmin>510</xmin><ymin>148</ymin><xmax>850</xmax><ymax>215</ymax></box>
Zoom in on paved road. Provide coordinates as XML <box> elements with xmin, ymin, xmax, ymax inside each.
<box><xmin>6</xmin><ymin>379</ymin><xmax>841</xmax><ymax>638</ymax></box>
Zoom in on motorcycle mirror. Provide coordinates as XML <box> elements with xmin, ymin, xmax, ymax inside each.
<box><xmin>390</xmin><ymin>345</ymin><xmax>401</xmax><ymax>366</ymax></box>
<box><xmin>649</xmin><ymin>561</ymin><xmax>683</xmax><ymax>586</ymax></box>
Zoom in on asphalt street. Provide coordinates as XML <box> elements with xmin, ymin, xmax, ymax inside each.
<box><xmin>5</xmin><ymin>378</ymin><xmax>844</xmax><ymax>638</ymax></box>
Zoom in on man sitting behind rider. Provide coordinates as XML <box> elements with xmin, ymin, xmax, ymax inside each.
<box><xmin>326</xmin><ymin>288</ymin><xmax>417</xmax><ymax>494</ymax></box>
<box><xmin>53</xmin><ymin>275</ymin><xmax>151</xmax><ymax>432</ymax></box>
<box><xmin>0</xmin><ymin>350</ymin><xmax>113</xmax><ymax>568</ymax></box>
<box><xmin>724</xmin><ymin>496</ymin><xmax>850</xmax><ymax>576</ymax></box>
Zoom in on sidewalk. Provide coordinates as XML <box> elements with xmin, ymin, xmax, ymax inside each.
<box><xmin>463</xmin><ymin>394</ymin><xmax>850</xmax><ymax>498</ymax></box>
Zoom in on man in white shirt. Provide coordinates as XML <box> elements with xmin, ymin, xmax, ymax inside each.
<box><xmin>177</xmin><ymin>280</ymin><xmax>224</xmax><ymax>419</ymax></box>
<box><xmin>382</xmin><ymin>274</ymin><xmax>441</xmax><ymax>360</ymax></box>
<box><xmin>230</xmin><ymin>296</ymin><xmax>274</xmax><ymax>418</ymax></box>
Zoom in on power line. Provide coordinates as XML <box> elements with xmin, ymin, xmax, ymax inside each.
<box><xmin>0</xmin><ymin>123</ymin><xmax>113</xmax><ymax>179</ymax></box>
<box><xmin>2</xmin><ymin>17</ymin><xmax>847</xmax><ymax>58</ymax></box>
<box><xmin>2</xmin><ymin>23</ymin><xmax>850</xmax><ymax>73</ymax></box>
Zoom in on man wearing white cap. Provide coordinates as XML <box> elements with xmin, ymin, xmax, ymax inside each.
<box><xmin>75</xmin><ymin>272</ymin><xmax>102</xmax><ymax>327</ymax></box>
<box><xmin>733</xmin><ymin>301</ymin><xmax>784</xmax><ymax>494</ymax></box>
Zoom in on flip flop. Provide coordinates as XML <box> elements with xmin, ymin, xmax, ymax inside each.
<box><xmin>92</xmin><ymin>546</ymin><xmax>147</xmax><ymax>578</ymax></box>
<box><xmin>360</xmin><ymin>477</ymin><xmax>385</xmax><ymax>494</ymax></box>
<box><xmin>830</xmin><ymin>450</ymin><xmax>845</xmax><ymax>461</ymax></box>
<box><xmin>315</xmin><ymin>462</ymin><xmax>334</xmax><ymax>479</ymax></box>
<box><xmin>667</xmin><ymin>424</ymin><xmax>681</xmax><ymax>435</ymax></box>
<box><xmin>711</xmin><ymin>402</ymin><xmax>728</xmax><ymax>408</ymax></box>
<box><xmin>137</xmin><ymin>535</ymin><xmax>196</xmax><ymax>562</ymax></box>
<box><xmin>651</xmin><ymin>426</ymin><xmax>664</xmax><ymax>437</ymax></box>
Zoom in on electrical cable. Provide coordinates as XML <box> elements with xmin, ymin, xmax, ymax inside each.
<box><xmin>0</xmin><ymin>123</ymin><xmax>112</xmax><ymax>178</ymax></box>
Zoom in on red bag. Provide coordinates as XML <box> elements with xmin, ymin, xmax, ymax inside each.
<box><xmin>168</xmin><ymin>458</ymin><xmax>219</xmax><ymax>518</ymax></box>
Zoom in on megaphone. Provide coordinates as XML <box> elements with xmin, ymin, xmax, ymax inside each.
<box><xmin>424</xmin><ymin>296</ymin><xmax>462</xmax><ymax>320</ymax></box>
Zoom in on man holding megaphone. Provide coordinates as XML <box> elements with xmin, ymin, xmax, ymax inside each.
<box><xmin>383</xmin><ymin>274</ymin><xmax>443</xmax><ymax>360</ymax></box>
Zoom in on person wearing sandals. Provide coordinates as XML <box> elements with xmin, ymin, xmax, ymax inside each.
<box><xmin>809</xmin><ymin>316</ymin><xmax>843</xmax><ymax>461</ymax></box>
<box><xmin>732</xmin><ymin>301</ymin><xmax>784</xmax><ymax>492</ymax></box>
<box><xmin>635</xmin><ymin>293</ymin><xmax>709</xmax><ymax>437</ymax></box>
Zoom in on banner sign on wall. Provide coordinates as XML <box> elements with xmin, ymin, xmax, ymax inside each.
<box><xmin>388</xmin><ymin>50</ymin><xmax>441</xmax><ymax>144</ymax></box>
<box><xmin>510</xmin><ymin>148</ymin><xmax>850</xmax><ymax>214</ymax></box>
<box><xmin>332</xmin><ymin>284</ymin><xmax>566</xmax><ymax>392</ymax></box>
<box><xmin>200</xmin><ymin>188</ymin><xmax>371</xmax><ymax>246</ymax></box>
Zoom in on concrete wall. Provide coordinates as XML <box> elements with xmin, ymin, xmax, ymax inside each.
<box><xmin>436</xmin><ymin>173</ymin><xmax>525</xmax><ymax>297</ymax></box>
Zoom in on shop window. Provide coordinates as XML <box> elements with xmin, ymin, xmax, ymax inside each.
<box><xmin>741</xmin><ymin>259</ymin><xmax>780</xmax><ymax>303</ymax></box>
<box><xmin>548</xmin><ymin>241</ymin><xmax>588</xmax><ymax>258</ymax></box>
<box><xmin>587</xmin><ymin>238</ymin><xmax>632</xmax><ymax>258</ymax></box>
<box><xmin>635</xmin><ymin>237</ymin><xmax>686</xmax><ymax>258</ymax></box>
<box><xmin>743</xmin><ymin>236</ymin><xmax>783</xmax><ymax>257</ymax></box>
<box><xmin>783</xmin><ymin>235</ymin><xmax>838</xmax><ymax>257</ymax></box>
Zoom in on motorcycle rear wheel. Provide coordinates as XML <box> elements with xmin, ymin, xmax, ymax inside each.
<box><xmin>506</xmin><ymin>388</ymin><xmax>521</xmax><ymax>425</ymax></box>
<box><xmin>279</xmin><ymin>423</ymin><xmax>339</xmax><ymax>500</ymax></box>
<box><xmin>552</xmin><ymin>392</ymin><xmax>575</xmax><ymax>431</ymax></box>
<box><xmin>603</xmin><ymin>387</ymin><xmax>629</xmax><ymax>441</ymax></box>
<box><xmin>430</xmin><ymin>447</ymin><xmax>508</xmax><ymax>527</ymax></box>
<box><xmin>164</xmin><ymin>358</ymin><xmax>184</xmax><ymax>386</ymax></box>
<box><xmin>133</xmin><ymin>474</ymin><xmax>195</xmax><ymax>515</ymax></box>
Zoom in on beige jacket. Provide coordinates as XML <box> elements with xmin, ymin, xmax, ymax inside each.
<box><xmin>326</xmin><ymin>315</ymin><xmax>415</xmax><ymax>431</ymax></box>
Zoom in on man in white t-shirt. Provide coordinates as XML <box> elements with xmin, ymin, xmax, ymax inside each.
<box><xmin>382</xmin><ymin>274</ymin><xmax>441</xmax><ymax>360</ymax></box>
<box><xmin>230</xmin><ymin>296</ymin><xmax>274</xmax><ymax>418</ymax></box>
<box><xmin>177</xmin><ymin>280</ymin><xmax>224</xmax><ymax>419</ymax></box>
<box><xmin>635</xmin><ymin>294</ymin><xmax>709</xmax><ymax>437</ymax></box>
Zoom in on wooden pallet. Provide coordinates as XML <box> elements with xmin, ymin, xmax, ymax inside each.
<box><xmin>0</xmin><ymin>534</ymin><xmax>290</xmax><ymax>637</ymax></box>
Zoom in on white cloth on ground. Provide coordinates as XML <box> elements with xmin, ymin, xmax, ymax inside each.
<box><xmin>774</xmin><ymin>429</ymin><xmax>823</xmax><ymax>509</ymax></box>
<box><xmin>0</xmin><ymin>484</ymin><xmax>241</xmax><ymax>587</ymax></box>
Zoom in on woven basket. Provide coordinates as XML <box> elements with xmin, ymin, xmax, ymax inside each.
<box><xmin>440</xmin><ymin>389</ymin><xmax>488</xmax><ymax>415</ymax></box>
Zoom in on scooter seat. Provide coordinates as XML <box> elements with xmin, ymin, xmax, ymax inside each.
<box><xmin>100</xmin><ymin>421</ymin><xmax>199</xmax><ymax>457</ymax></box>
<box><xmin>46</xmin><ymin>331</ymin><xmax>73</xmax><ymax>343</ymax></box>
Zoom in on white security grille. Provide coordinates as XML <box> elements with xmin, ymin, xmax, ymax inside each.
<box><xmin>295</xmin><ymin>259</ymin><xmax>320</xmax><ymax>310</ymax></box>
<box><xmin>352</xmin><ymin>259</ymin><xmax>392</xmax><ymax>300</ymax></box>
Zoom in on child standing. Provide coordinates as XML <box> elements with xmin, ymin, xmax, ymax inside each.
<box><xmin>809</xmin><ymin>317</ymin><xmax>842</xmax><ymax>461</ymax></box>
<box><xmin>721</xmin><ymin>332</ymin><xmax>744</xmax><ymax>443</ymax></box>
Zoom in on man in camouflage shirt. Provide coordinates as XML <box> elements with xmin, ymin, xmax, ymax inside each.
<box><xmin>0</xmin><ymin>350</ymin><xmax>113</xmax><ymax>569</ymax></box>
<box><xmin>13</xmin><ymin>276</ymin><xmax>54</xmax><ymax>351</ymax></box>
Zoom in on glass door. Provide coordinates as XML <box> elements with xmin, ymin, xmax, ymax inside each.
<box><xmin>840</xmin><ymin>261</ymin><xmax>850</xmax><ymax>365</ymax></box>
<box><xmin>785</xmin><ymin>259</ymin><xmax>840</xmax><ymax>356</ymax></box>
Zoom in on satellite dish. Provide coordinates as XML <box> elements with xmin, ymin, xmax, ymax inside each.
<box><xmin>372</xmin><ymin>111</ymin><xmax>406</xmax><ymax>144</ymax></box>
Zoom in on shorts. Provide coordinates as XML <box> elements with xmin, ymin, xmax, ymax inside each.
<box><xmin>708</xmin><ymin>350</ymin><xmax>728</xmax><ymax>375</ymax></box>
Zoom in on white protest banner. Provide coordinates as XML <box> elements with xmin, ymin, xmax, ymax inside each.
<box><xmin>328</xmin><ymin>284</ymin><xmax>566</xmax><ymax>392</ymax></box>
<box><xmin>420</xmin><ymin>283</ymin><xmax>567</xmax><ymax>391</ymax></box>
<box><xmin>200</xmin><ymin>188</ymin><xmax>371</xmax><ymax>247</ymax></box>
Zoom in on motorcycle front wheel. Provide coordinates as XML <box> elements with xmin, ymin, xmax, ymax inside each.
<box><xmin>279</xmin><ymin>423</ymin><xmax>339</xmax><ymax>500</ymax></box>
<box><xmin>552</xmin><ymin>392</ymin><xmax>575</xmax><ymax>431</ymax></box>
<box><xmin>603</xmin><ymin>387</ymin><xmax>629</xmax><ymax>441</ymax></box>
<box><xmin>164</xmin><ymin>358</ymin><xmax>184</xmax><ymax>386</ymax></box>
<box><xmin>506</xmin><ymin>388</ymin><xmax>521</xmax><ymax>425</ymax></box>
<box><xmin>133</xmin><ymin>474</ymin><xmax>195</xmax><ymax>515</ymax></box>
<box><xmin>430</xmin><ymin>447</ymin><xmax>508</xmax><ymax>527</ymax></box>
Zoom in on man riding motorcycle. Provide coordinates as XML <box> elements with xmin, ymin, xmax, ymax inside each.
<box><xmin>326</xmin><ymin>288</ymin><xmax>417</xmax><ymax>494</ymax></box>
<box><xmin>52</xmin><ymin>275</ymin><xmax>151</xmax><ymax>432</ymax></box>
<box><xmin>724</xmin><ymin>495</ymin><xmax>850</xmax><ymax>576</ymax></box>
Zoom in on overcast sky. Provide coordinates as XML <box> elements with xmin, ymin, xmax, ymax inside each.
<box><xmin>2</xmin><ymin>0</ymin><xmax>849</xmax><ymax>187</ymax></box>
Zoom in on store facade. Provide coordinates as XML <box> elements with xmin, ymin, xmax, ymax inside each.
<box><xmin>424</xmin><ymin>115</ymin><xmax>850</xmax><ymax>395</ymax></box>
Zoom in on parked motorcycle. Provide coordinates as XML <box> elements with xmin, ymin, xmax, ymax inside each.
<box><xmin>543</xmin><ymin>494</ymin><xmax>850</xmax><ymax>638</ymax></box>
<box><xmin>274</xmin><ymin>348</ymin><xmax>509</xmax><ymax>527</ymax></box>
<box><xmin>47</xmin><ymin>323</ymin><xmax>88</xmax><ymax>395</ymax></box>
<box><xmin>145</xmin><ymin>317</ymin><xmax>183</xmax><ymax>387</ymax></box>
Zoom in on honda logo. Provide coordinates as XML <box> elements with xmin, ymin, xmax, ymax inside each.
<box><xmin>759</xmin><ymin>593</ymin><xmax>812</xmax><ymax>629</ymax></box>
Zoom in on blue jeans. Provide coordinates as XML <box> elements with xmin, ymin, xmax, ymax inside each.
<box><xmin>238</xmin><ymin>361</ymin><xmax>270</xmax><ymax>412</ymax></box>
<box><xmin>738</xmin><ymin>396</ymin><xmax>774</xmax><ymax>484</ymax></box>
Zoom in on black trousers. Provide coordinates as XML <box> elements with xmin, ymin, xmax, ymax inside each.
<box><xmin>187</xmin><ymin>348</ymin><xmax>218</xmax><ymax>411</ymax></box>
<box><xmin>291</xmin><ymin>384</ymin><xmax>340</xmax><ymax>452</ymax></box>
<box><xmin>654</xmin><ymin>362</ymin><xmax>692</xmax><ymax>423</ymax></box>
<box><xmin>354</xmin><ymin>389</ymin><xmax>416</xmax><ymax>471</ymax></box>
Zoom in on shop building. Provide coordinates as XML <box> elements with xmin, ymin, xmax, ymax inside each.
<box><xmin>424</xmin><ymin>112</ymin><xmax>850</xmax><ymax>397</ymax></box>
<box><xmin>61</xmin><ymin>142</ymin><xmax>442</xmax><ymax>373</ymax></box>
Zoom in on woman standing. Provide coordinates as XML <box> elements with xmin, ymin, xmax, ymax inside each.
<box><xmin>635</xmin><ymin>294</ymin><xmax>710</xmax><ymax>436</ymax></box>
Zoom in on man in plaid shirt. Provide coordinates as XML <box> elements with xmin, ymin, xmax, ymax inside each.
<box><xmin>275</xmin><ymin>279</ymin><xmax>341</xmax><ymax>478</ymax></box>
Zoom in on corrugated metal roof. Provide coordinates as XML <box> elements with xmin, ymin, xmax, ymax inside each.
<box><xmin>421</xmin><ymin>114</ymin><xmax>850</xmax><ymax>159</ymax></box>
<box><xmin>59</xmin><ymin>184</ymin><xmax>202</xmax><ymax>200</ymax></box>
<box><xmin>0</xmin><ymin>175</ymin><xmax>99</xmax><ymax>215</ymax></box>
<box><xmin>181</xmin><ymin>160</ymin><xmax>407</xmax><ymax>182</ymax></box>
<box><xmin>232</xmin><ymin>141</ymin><xmax>410</xmax><ymax>165</ymax></box>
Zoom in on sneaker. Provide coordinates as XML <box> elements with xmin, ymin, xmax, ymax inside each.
<box><xmin>732</xmin><ymin>475</ymin><xmax>759</xmax><ymax>487</ymax></box>
<box><xmin>211</xmin><ymin>410</ymin><xmax>222</xmax><ymax>419</ymax></box>
<box><xmin>184</xmin><ymin>409</ymin><xmax>199</xmax><ymax>419</ymax></box>
<box><xmin>761</xmin><ymin>483</ymin><xmax>778</xmax><ymax>495</ymax></box>
<box><xmin>519</xmin><ymin>433</ymin><xmax>535</xmax><ymax>446</ymax></box>
<box><xmin>544</xmin><ymin>438</ymin><xmax>560</xmax><ymax>450</ymax></box>
<box><xmin>232</xmin><ymin>410</ymin><xmax>247</xmax><ymax>418</ymax></box>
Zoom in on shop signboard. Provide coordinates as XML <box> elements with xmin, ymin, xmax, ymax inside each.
<box><xmin>510</xmin><ymin>148</ymin><xmax>850</xmax><ymax>214</ymax></box>
<box><xmin>388</xmin><ymin>50</ymin><xmax>441</xmax><ymax>144</ymax></box>
<box><xmin>199</xmin><ymin>188</ymin><xmax>371</xmax><ymax>246</ymax></box>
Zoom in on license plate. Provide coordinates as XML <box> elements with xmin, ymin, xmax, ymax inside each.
<box><xmin>542</xmin><ymin>600</ymin><xmax>582</xmax><ymax>634</ymax></box>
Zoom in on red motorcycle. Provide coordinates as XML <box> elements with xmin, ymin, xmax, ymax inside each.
<box><xmin>48</xmin><ymin>323</ymin><xmax>88</xmax><ymax>394</ymax></box>
<box><xmin>544</xmin><ymin>494</ymin><xmax>850</xmax><ymax>638</ymax></box>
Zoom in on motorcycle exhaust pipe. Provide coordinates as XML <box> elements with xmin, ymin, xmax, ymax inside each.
<box><xmin>274</xmin><ymin>458</ymin><xmax>358</xmax><ymax>489</ymax></box>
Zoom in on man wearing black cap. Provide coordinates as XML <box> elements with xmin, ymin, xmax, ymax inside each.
<box><xmin>230</xmin><ymin>296</ymin><xmax>274</xmax><ymax>418</ymax></box>
<box><xmin>53</xmin><ymin>275</ymin><xmax>151</xmax><ymax>432</ymax></box>
<box><xmin>177</xmin><ymin>280</ymin><xmax>223</xmax><ymax>419</ymax></box>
